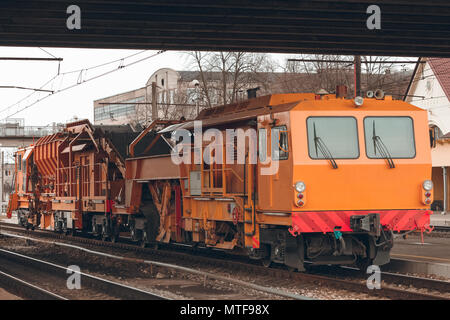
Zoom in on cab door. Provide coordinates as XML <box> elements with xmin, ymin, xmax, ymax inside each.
<box><xmin>257</xmin><ymin>118</ymin><xmax>292</xmax><ymax>212</ymax></box>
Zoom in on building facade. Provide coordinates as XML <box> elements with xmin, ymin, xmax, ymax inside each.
<box><xmin>0</xmin><ymin>159</ymin><xmax>14</xmax><ymax>215</ymax></box>
<box><xmin>94</xmin><ymin>68</ymin><xmax>201</xmax><ymax>126</ymax></box>
<box><xmin>95</xmin><ymin>67</ymin><xmax>413</xmax><ymax>127</ymax></box>
<box><xmin>405</xmin><ymin>58</ymin><xmax>450</xmax><ymax>213</ymax></box>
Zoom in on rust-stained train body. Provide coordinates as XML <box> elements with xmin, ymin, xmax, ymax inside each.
<box><xmin>7</xmin><ymin>93</ymin><xmax>434</xmax><ymax>271</ymax></box>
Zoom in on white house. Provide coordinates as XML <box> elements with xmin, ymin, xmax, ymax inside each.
<box><xmin>405</xmin><ymin>58</ymin><xmax>450</xmax><ymax>214</ymax></box>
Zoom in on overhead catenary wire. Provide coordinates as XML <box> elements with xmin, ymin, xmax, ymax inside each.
<box><xmin>38</xmin><ymin>47</ymin><xmax>58</xmax><ymax>59</ymax></box>
<box><xmin>0</xmin><ymin>49</ymin><xmax>153</xmax><ymax>115</ymax></box>
<box><xmin>0</xmin><ymin>86</ymin><xmax>54</xmax><ymax>93</ymax></box>
<box><xmin>0</xmin><ymin>57</ymin><xmax>63</xmax><ymax>61</ymax></box>
<box><xmin>0</xmin><ymin>50</ymin><xmax>165</xmax><ymax>120</ymax></box>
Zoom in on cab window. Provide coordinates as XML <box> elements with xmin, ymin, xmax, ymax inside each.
<box><xmin>258</xmin><ymin>128</ymin><xmax>267</xmax><ymax>162</ymax></box>
<box><xmin>364</xmin><ymin>117</ymin><xmax>416</xmax><ymax>159</ymax></box>
<box><xmin>272</xmin><ymin>126</ymin><xmax>289</xmax><ymax>160</ymax></box>
<box><xmin>307</xmin><ymin>117</ymin><xmax>359</xmax><ymax>159</ymax></box>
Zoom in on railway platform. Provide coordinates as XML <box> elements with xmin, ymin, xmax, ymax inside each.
<box><xmin>430</xmin><ymin>212</ymin><xmax>450</xmax><ymax>228</ymax></box>
<box><xmin>0</xmin><ymin>214</ymin><xmax>17</xmax><ymax>224</ymax></box>
<box><xmin>386</xmin><ymin>234</ymin><xmax>450</xmax><ymax>279</ymax></box>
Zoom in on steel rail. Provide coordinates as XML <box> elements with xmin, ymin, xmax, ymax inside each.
<box><xmin>0</xmin><ymin>244</ymin><xmax>168</xmax><ymax>300</ymax></box>
<box><xmin>0</xmin><ymin>270</ymin><xmax>67</xmax><ymax>300</ymax></box>
<box><xmin>328</xmin><ymin>265</ymin><xmax>450</xmax><ymax>295</ymax></box>
<box><xmin>0</xmin><ymin>228</ymin><xmax>313</xmax><ymax>300</ymax></box>
<box><xmin>0</xmin><ymin>222</ymin><xmax>448</xmax><ymax>300</ymax></box>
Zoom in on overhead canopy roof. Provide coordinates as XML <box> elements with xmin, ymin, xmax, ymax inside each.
<box><xmin>0</xmin><ymin>1</ymin><xmax>449</xmax><ymax>56</ymax></box>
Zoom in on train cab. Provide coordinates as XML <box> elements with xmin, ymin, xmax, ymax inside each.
<box><xmin>168</xmin><ymin>92</ymin><xmax>432</xmax><ymax>270</ymax></box>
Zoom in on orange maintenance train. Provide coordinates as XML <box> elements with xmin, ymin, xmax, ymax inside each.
<box><xmin>7</xmin><ymin>91</ymin><xmax>433</xmax><ymax>271</ymax></box>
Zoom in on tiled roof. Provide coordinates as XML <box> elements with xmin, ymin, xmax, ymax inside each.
<box><xmin>428</xmin><ymin>58</ymin><xmax>450</xmax><ymax>101</ymax></box>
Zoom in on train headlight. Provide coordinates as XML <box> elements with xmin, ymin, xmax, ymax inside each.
<box><xmin>294</xmin><ymin>181</ymin><xmax>306</xmax><ymax>193</ymax></box>
<box><xmin>354</xmin><ymin>96</ymin><xmax>364</xmax><ymax>107</ymax></box>
<box><xmin>423</xmin><ymin>180</ymin><xmax>433</xmax><ymax>191</ymax></box>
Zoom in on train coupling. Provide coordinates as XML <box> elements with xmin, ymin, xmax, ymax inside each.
<box><xmin>350</xmin><ymin>213</ymin><xmax>381</xmax><ymax>236</ymax></box>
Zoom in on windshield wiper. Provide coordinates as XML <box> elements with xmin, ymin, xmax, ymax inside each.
<box><xmin>372</xmin><ymin>121</ymin><xmax>395</xmax><ymax>169</ymax></box>
<box><xmin>313</xmin><ymin>123</ymin><xmax>338</xmax><ymax>169</ymax></box>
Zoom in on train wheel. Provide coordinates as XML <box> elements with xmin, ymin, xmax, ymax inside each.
<box><xmin>287</xmin><ymin>266</ymin><xmax>298</xmax><ymax>272</ymax></box>
<box><xmin>140</xmin><ymin>231</ymin><xmax>148</xmax><ymax>248</ymax></box>
<box><xmin>101</xmin><ymin>231</ymin><xmax>110</xmax><ymax>242</ymax></box>
<box><xmin>262</xmin><ymin>258</ymin><xmax>272</xmax><ymax>268</ymax></box>
<box><xmin>110</xmin><ymin>233</ymin><xmax>118</xmax><ymax>243</ymax></box>
<box><xmin>110</xmin><ymin>224</ymin><xmax>120</xmax><ymax>243</ymax></box>
<box><xmin>355</xmin><ymin>257</ymin><xmax>373</xmax><ymax>272</ymax></box>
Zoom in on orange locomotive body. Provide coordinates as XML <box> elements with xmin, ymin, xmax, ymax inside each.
<box><xmin>7</xmin><ymin>93</ymin><xmax>433</xmax><ymax>271</ymax></box>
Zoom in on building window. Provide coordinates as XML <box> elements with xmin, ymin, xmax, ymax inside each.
<box><xmin>94</xmin><ymin>96</ymin><xmax>145</xmax><ymax>121</ymax></box>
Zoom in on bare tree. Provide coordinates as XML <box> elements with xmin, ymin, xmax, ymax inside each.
<box><xmin>280</xmin><ymin>54</ymin><xmax>354</xmax><ymax>94</ymax></box>
<box><xmin>187</xmin><ymin>51</ymin><xmax>276</xmax><ymax>107</ymax></box>
<box><xmin>280</xmin><ymin>54</ymin><xmax>413</xmax><ymax>98</ymax></box>
<box><xmin>127</xmin><ymin>82</ymin><xmax>199</xmax><ymax>128</ymax></box>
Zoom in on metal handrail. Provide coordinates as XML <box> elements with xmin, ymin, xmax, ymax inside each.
<box><xmin>0</xmin><ymin>125</ymin><xmax>63</xmax><ymax>138</ymax></box>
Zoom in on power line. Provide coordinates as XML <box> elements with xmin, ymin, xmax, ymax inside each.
<box><xmin>0</xmin><ymin>50</ymin><xmax>165</xmax><ymax>120</ymax></box>
<box><xmin>0</xmin><ymin>50</ymin><xmax>151</xmax><ymax>115</ymax></box>
<box><xmin>38</xmin><ymin>47</ymin><xmax>58</xmax><ymax>59</ymax></box>
<box><xmin>288</xmin><ymin>58</ymin><xmax>422</xmax><ymax>64</ymax></box>
<box><xmin>0</xmin><ymin>75</ymin><xmax>58</xmax><ymax>114</ymax></box>
<box><xmin>0</xmin><ymin>57</ymin><xmax>62</xmax><ymax>62</ymax></box>
<box><xmin>409</xmin><ymin>95</ymin><xmax>447</xmax><ymax>102</ymax></box>
<box><xmin>59</xmin><ymin>50</ymin><xmax>148</xmax><ymax>75</ymax></box>
<box><xmin>0</xmin><ymin>86</ymin><xmax>54</xmax><ymax>93</ymax></box>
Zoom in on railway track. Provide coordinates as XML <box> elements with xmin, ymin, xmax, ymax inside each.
<box><xmin>309</xmin><ymin>265</ymin><xmax>450</xmax><ymax>295</ymax></box>
<box><xmin>0</xmin><ymin>228</ymin><xmax>313</xmax><ymax>300</ymax></box>
<box><xmin>0</xmin><ymin>221</ymin><xmax>448</xmax><ymax>300</ymax></box>
<box><xmin>432</xmin><ymin>226</ymin><xmax>450</xmax><ymax>234</ymax></box>
<box><xmin>0</xmin><ymin>245</ymin><xmax>168</xmax><ymax>300</ymax></box>
<box><xmin>0</xmin><ymin>270</ymin><xmax>67</xmax><ymax>300</ymax></box>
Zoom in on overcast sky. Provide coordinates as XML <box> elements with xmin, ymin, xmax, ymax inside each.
<box><xmin>0</xmin><ymin>47</ymin><xmax>294</xmax><ymax>126</ymax></box>
<box><xmin>0</xmin><ymin>47</ymin><xmax>418</xmax><ymax>163</ymax></box>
